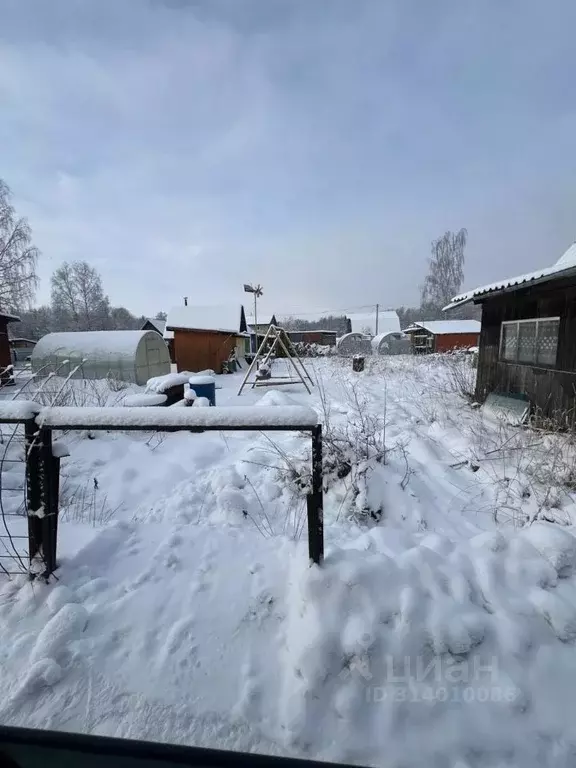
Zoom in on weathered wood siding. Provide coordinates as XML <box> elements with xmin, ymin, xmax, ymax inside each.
<box><xmin>0</xmin><ymin>319</ymin><xmax>12</xmax><ymax>384</ymax></box>
<box><xmin>475</xmin><ymin>276</ymin><xmax>576</xmax><ymax>421</ymax></box>
<box><xmin>435</xmin><ymin>333</ymin><xmax>479</xmax><ymax>352</ymax></box>
<box><xmin>173</xmin><ymin>329</ymin><xmax>239</xmax><ymax>374</ymax></box>
<box><xmin>288</xmin><ymin>331</ymin><xmax>337</xmax><ymax>346</ymax></box>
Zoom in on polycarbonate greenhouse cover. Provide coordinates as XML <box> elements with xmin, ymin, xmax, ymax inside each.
<box><xmin>32</xmin><ymin>331</ymin><xmax>153</xmax><ymax>362</ymax></box>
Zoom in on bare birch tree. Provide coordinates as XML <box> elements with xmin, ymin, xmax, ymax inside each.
<box><xmin>421</xmin><ymin>228</ymin><xmax>467</xmax><ymax>316</ymax></box>
<box><xmin>0</xmin><ymin>179</ymin><xmax>39</xmax><ymax>312</ymax></box>
<box><xmin>51</xmin><ymin>260</ymin><xmax>110</xmax><ymax>330</ymax></box>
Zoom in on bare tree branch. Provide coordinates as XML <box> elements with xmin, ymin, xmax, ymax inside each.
<box><xmin>0</xmin><ymin>179</ymin><xmax>39</xmax><ymax>312</ymax></box>
<box><xmin>421</xmin><ymin>228</ymin><xmax>467</xmax><ymax>317</ymax></box>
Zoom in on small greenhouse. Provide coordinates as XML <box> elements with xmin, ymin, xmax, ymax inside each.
<box><xmin>371</xmin><ymin>332</ymin><xmax>411</xmax><ymax>355</ymax></box>
<box><xmin>31</xmin><ymin>331</ymin><xmax>171</xmax><ymax>385</ymax></box>
<box><xmin>336</xmin><ymin>333</ymin><xmax>372</xmax><ymax>357</ymax></box>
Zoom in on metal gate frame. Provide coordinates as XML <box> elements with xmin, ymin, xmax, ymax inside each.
<box><xmin>1</xmin><ymin>407</ymin><xmax>324</xmax><ymax>579</ymax></box>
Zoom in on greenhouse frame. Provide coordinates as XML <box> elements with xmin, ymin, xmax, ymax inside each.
<box><xmin>371</xmin><ymin>332</ymin><xmax>412</xmax><ymax>355</ymax></box>
<box><xmin>336</xmin><ymin>332</ymin><xmax>372</xmax><ymax>357</ymax></box>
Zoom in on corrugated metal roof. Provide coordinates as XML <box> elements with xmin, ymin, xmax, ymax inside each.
<box><xmin>166</xmin><ymin>305</ymin><xmax>245</xmax><ymax>334</ymax></box>
<box><xmin>445</xmin><ymin>243</ymin><xmax>576</xmax><ymax>310</ymax></box>
<box><xmin>405</xmin><ymin>320</ymin><xmax>481</xmax><ymax>335</ymax></box>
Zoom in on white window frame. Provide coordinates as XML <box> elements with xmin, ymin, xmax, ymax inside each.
<box><xmin>499</xmin><ymin>316</ymin><xmax>560</xmax><ymax>367</ymax></box>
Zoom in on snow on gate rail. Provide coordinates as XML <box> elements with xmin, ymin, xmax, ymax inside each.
<box><xmin>35</xmin><ymin>404</ymin><xmax>318</xmax><ymax>431</ymax></box>
<box><xmin>0</xmin><ymin>403</ymin><xmax>323</xmax><ymax>570</ymax></box>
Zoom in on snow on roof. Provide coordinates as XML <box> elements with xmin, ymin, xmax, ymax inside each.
<box><xmin>166</xmin><ymin>305</ymin><xmax>245</xmax><ymax>334</ymax></box>
<box><xmin>404</xmin><ymin>320</ymin><xmax>481</xmax><ymax>335</ymax></box>
<box><xmin>36</xmin><ymin>404</ymin><xmax>318</xmax><ymax>429</ymax></box>
<box><xmin>33</xmin><ymin>331</ymin><xmax>155</xmax><ymax>361</ymax></box>
<box><xmin>445</xmin><ymin>243</ymin><xmax>576</xmax><ymax>310</ymax></box>
<box><xmin>144</xmin><ymin>318</ymin><xmax>166</xmax><ymax>334</ymax></box>
<box><xmin>9</xmin><ymin>337</ymin><xmax>37</xmax><ymax>344</ymax></box>
<box><xmin>348</xmin><ymin>311</ymin><xmax>400</xmax><ymax>336</ymax></box>
<box><xmin>0</xmin><ymin>312</ymin><xmax>21</xmax><ymax>323</ymax></box>
<box><xmin>246</xmin><ymin>314</ymin><xmax>276</xmax><ymax>326</ymax></box>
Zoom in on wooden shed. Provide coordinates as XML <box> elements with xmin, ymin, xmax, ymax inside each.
<box><xmin>404</xmin><ymin>320</ymin><xmax>480</xmax><ymax>353</ymax></box>
<box><xmin>0</xmin><ymin>312</ymin><xmax>21</xmax><ymax>384</ymax></box>
<box><xmin>9</xmin><ymin>337</ymin><xmax>36</xmax><ymax>352</ymax></box>
<box><xmin>445</xmin><ymin>243</ymin><xmax>576</xmax><ymax>424</ymax></box>
<box><xmin>287</xmin><ymin>330</ymin><xmax>337</xmax><ymax>346</ymax></box>
<box><xmin>166</xmin><ymin>305</ymin><xmax>249</xmax><ymax>373</ymax></box>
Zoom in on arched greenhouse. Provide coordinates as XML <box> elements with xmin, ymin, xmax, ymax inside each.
<box><xmin>31</xmin><ymin>331</ymin><xmax>171</xmax><ymax>385</ymax></box>
<box><xmin>371</xmin><ymin>332</ymin><xmax>412</xmax><ymax>355</ymax></box>
<box><xmin>336</xmin><ymin>333</ymin><xmax>372</xmax><ymax>357</ymax></box>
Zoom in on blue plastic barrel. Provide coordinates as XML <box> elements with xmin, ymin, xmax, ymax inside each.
<box><xmin>188</xmin><ymin>375</ymin><xmax>216</xmax><ymax>406</ymax></box>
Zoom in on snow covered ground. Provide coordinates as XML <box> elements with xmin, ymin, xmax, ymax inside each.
<box><xmin>2</xmin><ymin>356</ymin><xmax>576</xmax><ymax>766</ymax></box>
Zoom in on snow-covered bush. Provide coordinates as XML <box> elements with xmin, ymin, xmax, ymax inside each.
<box><xmin>27</xmin><ymin>376</ymin><xmax>132</xmax><ymax>408</ymax></box>
<box><xmin>106</xmin><ymin>371</ymin><xmax>129</xmax><ymax>392</ymax></box>
<box><xmin>262</xmin><ymin>375</ymin><xmax>391</xmax><ymax>525</ymax></box>
<box><xmin>292</xmin><ymin>342</ymin><xmax>335</xmax><ymax>358</ymax></box>
<box><xmin>438</xmin><ymin>351</ymin><xmax>477</xmax><ymax>400</ymax></box>
<box><xmin>464</xmin><ymin>413</ymin><xmax>576</xmax><ymax>526</ymax></box>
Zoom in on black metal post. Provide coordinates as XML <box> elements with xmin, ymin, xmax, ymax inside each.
<box><xmin>307</xmin><ymin>425</ymin><xmax>323</xmax><ymax>565</ymax></box>
<box><xmin>25</xmin><ymin>418</ymin><xmax>42</xmax><ymax>565</ymax></box>
<box><xmin>50</xmin><ymin>455</ymin><xmax>61</xmax><ymax>571</ymax></box>
<box><xmin>39</xmin><ymin>427</ymin><xmax>57</xmax><ymax>578</ymax></box>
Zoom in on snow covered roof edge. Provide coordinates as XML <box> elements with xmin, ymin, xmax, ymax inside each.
<box><xmin>444</xmin><ymin>243</ymin><xmax>576</xmax><ymax>311</ymax></box>
<box><xmin>405</xmin><ymin>320</ymin><xmax>480</xmax><ymax>335</ymax></box>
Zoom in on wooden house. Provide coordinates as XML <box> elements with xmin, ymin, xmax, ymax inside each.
<box><xmin>404</xmin><ymin>320</ymin><xmax>480</xmax><ymax>353</ymax></box>
<box><xmin>444</xmin><ymin>243</ymin><xmax>576</xmax><ymax>423</ymax></box>
<box><xmin>141</xmin><ymin>318</ymin><xmax>174</xmax><ymax>363</ymax></box>
<box><xmin>0</xmin><ymin>312</ymin><xmax>21</xmax><ymax>384</ymax></box>
<box><xmin>9</xmin><ymin>337</ymin><xmax>37</xmax><ymax>353</ymax></box>
<box><xmin>246</xmin><ymin>314</ymin><xmax>278</xmax><ymax>353</ymax></box>
<box><xmin>166</xmin><ymin>305</ymin><xmax>249</xmax><ymax>373</ymax></box>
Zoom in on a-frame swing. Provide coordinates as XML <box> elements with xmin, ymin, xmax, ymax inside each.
<box><xmin>237</xmin><ymin>324</ymin><xmax>315</xmax><ymax>396</ymax></box>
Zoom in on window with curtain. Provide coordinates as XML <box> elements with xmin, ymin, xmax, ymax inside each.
<box><xmin>499</xmin><ymin>318</ymin><xmax>559</xmax><ymax>367</ymax></box>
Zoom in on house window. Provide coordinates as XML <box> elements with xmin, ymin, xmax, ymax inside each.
<box><xmin>500</xmin><ymin>318</ymin><xmax>559</xmax><ymax>367</ymax></box>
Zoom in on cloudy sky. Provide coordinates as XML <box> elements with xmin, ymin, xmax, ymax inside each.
<box><xmin>1</xmin><ymin>0</ymin><xmax>575</xmax><ymax>317</ymax></box>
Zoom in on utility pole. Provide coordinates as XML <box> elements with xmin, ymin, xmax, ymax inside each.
<box><xmin>375</xmin><ymin>303</ymin><xmax>379</xmax><ymax>335</ymax></box>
